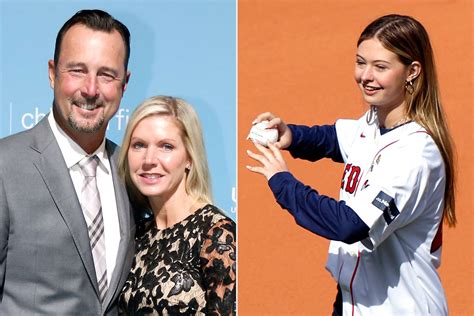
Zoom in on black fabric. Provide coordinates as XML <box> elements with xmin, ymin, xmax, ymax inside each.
<box><xmin>332</xmin><ymin>284</ymin><xmax>342</xmax><ymax>316</ymax></box>
<box><xmin>119</xmin><ymin>205</ymin><xmax>236</xmax><ymax>315</ymax></box>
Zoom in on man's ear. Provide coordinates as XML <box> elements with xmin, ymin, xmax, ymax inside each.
<box><xmin>122</xmin><ymin>70</ymin><xmax>131</xmax><ymax>93</ymax></box>
<box><xmin>48</xmin><ymin>60</ymin><xmax>56</xmax><ymax>89</ymax></box>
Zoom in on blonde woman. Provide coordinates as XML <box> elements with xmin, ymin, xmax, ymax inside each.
<box><xmin>248</xmin><ymin>14</ymin><xmax>455</xmax><ymax>315</ymax></box>
<box><xmin>118</xmin><ymin>96</ymin><xmax>236</xmax><ymax>315</ymax></box>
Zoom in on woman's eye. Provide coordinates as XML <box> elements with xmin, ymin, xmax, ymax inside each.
<box><xmin>131</xmin><ymin>142</ymin><xmax>145</xmax><ymax>150</ymax></box>
<box><xmin>375</xmin><ymin>65</ymin><xmax>387</xmax><ymax>70</ymax></box>
<box><xmin>162</xmin><ymin>143</ymin><xmax>174</xmax><ymax>151</ymax></box>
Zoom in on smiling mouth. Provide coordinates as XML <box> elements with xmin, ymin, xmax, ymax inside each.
<box><xmin>141</xmin><ymin>173</ymin><xmax>163</xmax><ymax>179</ymax></box>
<box><xmin>362</xmin><ymin>84</ymin><xmax>382</xmax><ymax>91</ymax></box>
<box><xmin>74</xmin><ymin>103</ymin><xmax>101</xmax><ymax>111</ymax></box>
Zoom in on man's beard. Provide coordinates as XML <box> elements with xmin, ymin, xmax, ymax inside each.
<box><xmin>68</xmin><ymin>113</ymin><xmax>104</xmax><ymax>133</ymax></box>
<box><xmin>68</xmin><ymin>98</ymin><xmax>105</xmax><ymax>133</ymax></box>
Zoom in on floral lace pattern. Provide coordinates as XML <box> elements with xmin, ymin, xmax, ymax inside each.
<box><xmin>119</xmin><ymin>204</ymin><xmax>236</xmax><ymax>315</ymax></box>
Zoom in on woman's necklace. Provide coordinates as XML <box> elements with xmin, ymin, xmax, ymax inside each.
<box><xmin>384</xmin><ymin>116</ymin><xmax>410</xmax><ymax>129</ymax></box>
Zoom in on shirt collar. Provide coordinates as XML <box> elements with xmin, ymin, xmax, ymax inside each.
<box><xmin>48</xmin><ymin>112</ymin><xmax>110</xmax><ymax>174</ymax></box>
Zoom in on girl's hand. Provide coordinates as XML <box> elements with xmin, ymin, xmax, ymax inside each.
<box><xmin>246</xmin><ymin>141</ymin><xmax>289</xmax><ymax>180</ymax></box>
<box><xmin>252</xmin><ymin>112</ymin><xmax>292</xmax><ymax>149</ymax></box>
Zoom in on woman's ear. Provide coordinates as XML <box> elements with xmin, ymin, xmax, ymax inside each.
<box><xmin>185</xmin><ymin>160</ymin><xmax>192</xmax><ymax>171</ymax></box>
<box><xmin>407</xmin><ymin>61</ymin><xmax>421</xmax><ymax>82</ymax></box>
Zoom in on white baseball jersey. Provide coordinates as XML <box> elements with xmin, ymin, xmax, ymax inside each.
<box><xmin>326</xmin><ymin>112</ymin><xmax>447</xmax><ymax>315</ymax></box>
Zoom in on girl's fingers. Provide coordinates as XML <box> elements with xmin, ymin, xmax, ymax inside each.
<box><xmin>252</xmin><ymin>112</ymin><xmax>275</xmax><ymax>125</ymax></box>
<box><xmin>246</xmin><ymin>149</ymin><xmax>268</xmax><ymax>166</ymax></box>
<box><xmin>254</xmin><ymin>142</ymin><xmax>277</xmax><ymax>162</ymax></box>
<box><xmin>245</xmin><ymin>165</ymin><xmax>264</xmax><ymax>175</ymax></box>
<box><xmin>267</xmin><ymin>117</ymin><xmax>282</xmax><ymax>129</ymax></box>
<box><xmin>267</xmin><ymin>142</ymin><xmax>284</xmax><ymax>161</ymax></box>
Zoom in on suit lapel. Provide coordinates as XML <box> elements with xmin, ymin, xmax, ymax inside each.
<box><xmin>103</xmin><ymin>140</ymin><xmax>135</xmax><ymax>311</ymax></box>
<box><xmin>30</xmin><ymin>118</ymin><xmax>101</xmax><ymax>298</ymax></box>
<box><xmin>30</xmin><ymin>118</ymin><xmax>134</xmax><ymax>310</ymax></box>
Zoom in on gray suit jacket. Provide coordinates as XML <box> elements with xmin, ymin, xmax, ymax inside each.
<box><xmin>0</xmin><ymin>117</ymin><xmax>135</xmax><ymax>315</ymax></box>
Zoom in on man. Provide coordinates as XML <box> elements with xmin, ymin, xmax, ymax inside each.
<box><xmin>0</xmin><ymin>10</ymin><xmax>135</xmax><ymax>315</ymax></box>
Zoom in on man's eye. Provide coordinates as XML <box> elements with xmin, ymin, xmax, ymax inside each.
<box><xmin>99</xmin><ymin>73</ymin><xmax>116</xmax><ymax>82</ymax></box>
<box><xmin>70</xmin><ymin>69</ymin><xmax>85</xmax><ymax>75</ymax></box>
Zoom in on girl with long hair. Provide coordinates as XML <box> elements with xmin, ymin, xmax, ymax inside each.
<box><xmin>247</xmin><ymin>14</ymin><xmax>455</xmax><ymax>315</ymax></box>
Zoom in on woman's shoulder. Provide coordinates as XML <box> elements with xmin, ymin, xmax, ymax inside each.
<box><xmin>383</xmin><ymin>122</ymin><xmax>444</xmax><ymax>174</ymax></box>
<box><xmin>193</xmin><ymin>204</ymin><xmax>236</xmax><ymax>235</ymax></box>
<box><xmin>398</xmin><ymin>122</ymin><xmax>441</xmax><ymax>159</ymax></box>
<box><xmin>198</xmin><ymin>204</ymin><xmax>235</xmax><ymax>225</ymax></box>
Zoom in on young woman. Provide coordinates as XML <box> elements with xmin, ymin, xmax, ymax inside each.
<box><xmin>118</xmin><ymin>96</ymin><xmax>236</xmax><ymax>315</ymax></box>
<box><xmin>247</xmin><ymin>14</ymin><xmax>455</xmax><ymax>315</ymax></box>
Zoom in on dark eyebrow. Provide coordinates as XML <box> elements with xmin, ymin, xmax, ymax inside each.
<box><xmin>60</xmin><ymin>62</ymin><xmax>120</xmax><ymax>77</ymax></box>
<box><xmin>355</xmin><ymin>55</ymin><xmax>391</xmax><ymax>64</ymax></box>
<box><xmin>62</xmin><ymin>62</ymin><xmax>86</xmax><ymax>69</ymax></box>
<box><xmin>373</xmin><ymin>60</ymin><xmax>391</xmax><ymax>64</ymax></box>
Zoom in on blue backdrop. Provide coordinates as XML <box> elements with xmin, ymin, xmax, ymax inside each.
<box><xmin>0</xmin><ymin>0</ymin><xmax>236</xmax><ymax>220</ymax></box>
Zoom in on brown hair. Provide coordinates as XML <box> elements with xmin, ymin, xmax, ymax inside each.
<box><xmin>358</xmin><ymin>14</ymin><xmax>456</xmax><ymax>226</ymax></box>
<box><xmin>54</xmin><ymin>9</ymin><xmax>130</xmax><ymax>71</ymax></box>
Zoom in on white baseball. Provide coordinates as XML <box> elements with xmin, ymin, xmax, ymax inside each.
<box><xmin>247</xmin><ymin>120</ymin><xmax>279</xmax><ymax>146</ymax></box>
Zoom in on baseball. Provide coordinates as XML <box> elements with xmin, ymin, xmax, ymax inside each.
<box><xmin>247</xmin><ymin>120</ymin><xmax>279</xmax><ymax>146</ymax></box>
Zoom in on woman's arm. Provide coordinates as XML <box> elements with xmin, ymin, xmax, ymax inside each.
<box><xmin>269</xmin><ymin>171</ymin><xmax>369</xmax><ymax>243</ymax></box>
<box><xmin>250</xmin><ymin>112</ymin><xmax>343</xmax><ymax>162</ymax></box>
<box><xmin>247</xmin><ymin>142</ymin><xmax>368</xmax><ymax>243</ymax></box>
<box><xmin>201</xmin><ymin>218</ymin><xmax>236</xmax><ymax>316</ymax></box>
<box><xmin>287</xmin><ymin>124</ymin><xmax>343</xmax><ymax>163</ymax></box>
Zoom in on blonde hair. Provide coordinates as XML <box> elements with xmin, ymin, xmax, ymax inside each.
<box><xmin>358</xmin><ymin>14</ymin><xmax>456</xmax><ymax>226</ymax></box>
<box><xmin>118</xmin><ymin>95</ymin><xmax>213</xmax><ymax>211</ymax></box>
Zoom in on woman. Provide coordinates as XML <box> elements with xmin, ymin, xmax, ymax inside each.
<box><xmin>118</xmin><ymin>96</ymin><xmax>236</xmax><ymax>315</ymax></box>
<box><xmin>247</xmin><ymin>14</ymin><xmax>455</xmax><ymax>315</ymax></box>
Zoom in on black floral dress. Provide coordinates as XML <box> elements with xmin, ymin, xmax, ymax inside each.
<box><xmin>119</xmin><ymin>204</ymin><xmax>236</xmax><ymax>315</ymax></box>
